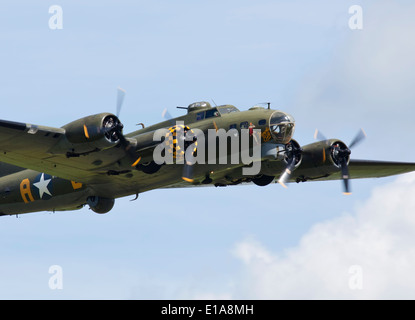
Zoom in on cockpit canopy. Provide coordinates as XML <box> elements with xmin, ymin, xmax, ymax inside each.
<box><xmin>269</xmin><ymin>111</ymin><xmax>295</xmax><ymax>144</ymax></box>
<box><xmin>187</xmin><ymin>101</ymin><xmax>240</xmax><ymax>121</ymax></box>
<box><xmin>187</xmin><ymin>101</ymin><xmax>212</xmax><ymax>113</ymax></box>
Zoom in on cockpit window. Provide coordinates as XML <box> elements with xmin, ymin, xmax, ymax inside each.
<box><xmin>269</xmin><ymin>111</ymin><xmax>295</xmax><ymax>144</ymax></box>
<box><xmin>205</xmin><ymin>108</ymin><xmax>220</xmax><ymax>119</ymax></box>
<box><xmin>196</xmin><ymin>112</ymin><xmax>205</xmax><ymax>121</ymax></box>
<box><xmin>217</xmin><ymin>105</ymin><xmax>239</xmax><ymax>115</ymax></box>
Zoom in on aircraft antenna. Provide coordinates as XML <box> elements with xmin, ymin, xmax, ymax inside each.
<box><xmin>258</xmin><ymin>102</ymin><xmax>271</xmax><ymax>109</ymax></box>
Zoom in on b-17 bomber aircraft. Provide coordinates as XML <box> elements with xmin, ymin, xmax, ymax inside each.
<box><xmin>1</xmin><ymin>89</ymin><xmax>415</xmax><ymax>216</ymax></box>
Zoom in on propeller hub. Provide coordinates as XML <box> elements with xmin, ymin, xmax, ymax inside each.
<box><xmin>278</xmin><ymin>139</ymin><xmax>303</xmax><ymax>188</ymax></box>
<box><xmin>330</xmin><ymin>141</ymin><xmax>351</xmax><ymax>167</ymax></box>
<box><xmin>102</xmin><ymin>115</ymin><xmax>123</xmax><ymax>143</ymax></box>
<box><xmin>284</xmin><ymin>140</ymin><xmax>302</xmax><ymax>166</ymax></box>
<box><xmin>313</xmin><ymin>128</ymin><xmax>366</xmax><ymax>195</ymax></box>
<box><xmin>330</xmin><ymin>141</ymin><xmax>353</xmax><ymax>194</ymax></box>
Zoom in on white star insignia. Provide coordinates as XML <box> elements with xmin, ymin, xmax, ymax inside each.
<box><xmin>33</xmin><ymin>173</ymin><xmax>52</xmax><ymax>199</ymax></box>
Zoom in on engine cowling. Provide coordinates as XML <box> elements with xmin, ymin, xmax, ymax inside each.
<box><xmin>328</xmin><ymin>140</ymin><xmax>351</xmax><ymax>168</ymax></box>
<box><xmin>303</xmin><ymin>140</ymin><xmax>349</xmax><ymax>166</ymax></box>
<box><xmin>87</xmin><ymin>196</ymin><xmax>115</xmax><ymax>214</ymax></box>
<box><xmin>296</xmin><ymin>139</ymin><xmax>350</xmax><ymax>178</ymax></box>
<box><xmin>283</xmin><ymin>139</ymin><xmax>303</xmax><ymax>169</ymax></box>
<box><xmin>62</xmin><ymin>113</ymin><xmax>123</xmax><ymax>152</ymax></box>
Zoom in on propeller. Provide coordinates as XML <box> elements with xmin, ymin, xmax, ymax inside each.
<box><xmin>174</xmin><ymin>125</ymin><xmax>198</xmax><ymax>183</ymax></box>
<box><xmin>161</xmin><ymin>106</ymin><xmax>199</xmax><ymax>182</ymax></box>
<box><xmin>162</xmin><ymin>108</ymin><xmax>179</xmax><ymax>127</ymax></box>
<box><xmin>116</xmin><ymin>87</ymin><xmax>126</xmax><ymax>118</ymax></box>
<box><xmin>114</xmin><ymin>87</ymin><xmax>142</xmax><ymax>166</ymax></box>
<box><xmin>332</xmin><ymin>143</ymin><xmax>352</xmax><ymax>195</ymax></box>
<box><xmin>182</xmin><ymin>160</ymin><xmax>195</xmax><ymax>183</ymax></box>
<box><xmin>82</xmin><ymin>114</ymin><xmax>123</xmax><ymax>143</ymax></box>
<box><xmin>278</xmin><ymin>140</ymin><xmax>303</xmax><ymax>188</ymax></box>
<box><xmin>102</xmin><ymin>114</ymin><xmax>124</xmax><ymax>142</ymax></box>
<box><xmin>182</xmin><ymin>128</ymin><xmax>199</xmax><ymax>183</ymax></box>
<box><xmin>334</xmin><ymin>128</ymin><xmax>366</xmax><ymax>195</ymax></box>
<box><xmin>162</xmin><ymin>108</ymin><xmax>173</xmax><ymax>121</ymax></box>
<box><xmin>314</xmin><ymin>128</ymin><xmax>366</xmax><ymax>195</ymax></box>
<box><xmin>349</xmin><ymin>128</ymin><xmax>366</xmax><ymax>149</ymax></box>
<box><xmin>313</xmin><ymin>129</ymin><xmax>327</xmax><ymax>142</ymax></box>
<box><xmin>96</xmin><ymin>87</ymin><xmax>141</xmax><ymax>166</ymax></box>
<box><xmin>110</xmin><ymin>87</ymin><xmax>128</xmax><ymax>149</ymax></box>
<box><xmin>83</xmin><ymin>87</ymin><xmax>127</xmax><ymax>142</ymax></box>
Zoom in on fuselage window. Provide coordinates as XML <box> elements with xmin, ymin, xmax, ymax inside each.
<box><xmin>229</xmin><ymin>124</ymin><xmax>237</xmax><ymax>130</ymax></box>
<box><xmin>240</xmin><ymin>121</ymin><xmax>249</xmax><ymax>129</ymax></box>
<box><xmin>258</xmin><ymin>119</ymin><xmax>266</xmax><ymax>126</ymax></box>
<box><xmin>196</xmin><ymin>112</ymin><xmax>205</xmax><ymax>121</ymax></box>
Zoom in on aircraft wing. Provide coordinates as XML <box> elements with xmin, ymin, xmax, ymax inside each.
<box><xmin>283</xmin><ymin>138</ymin><xmax>415</xmax><ymax>184</ymax></box>
<box><xmin>289</xmin><ymin>159</ymin><xmax>415</xmax><ymax>182</ymax></box>
<box><xmin>0</xmin><ymin>118</ymin><xmax>135</xmax><ymax>184</ymax></box>
<box><xmin>164</xmin><ymin>159</ymin><xmax>415</xmax><ymax>190</ymax></box>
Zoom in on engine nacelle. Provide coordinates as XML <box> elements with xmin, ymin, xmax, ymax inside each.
<box><xmin>87</xmin><ymin>196</ymin><xmax>115</xmax><ymax>214</ymax></box>
<box><xmin>297</xmin><ymin>139</ymin><xmax>350</xmax><ymax>178</ymax></box>
<box><xmin>62</xmin><ymin>113</ymin><xmax>123</xmax><ymax>152</ymax></box>
<box><xmin>303</xmin><ymin>139</ymin><xmax>349</xmax><ymax>166</ymax></box>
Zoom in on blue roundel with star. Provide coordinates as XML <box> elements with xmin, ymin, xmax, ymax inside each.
<box><xmin>32</xmin><ymin>173</ymin><xmax>53</xmax><ymax>200</ymax></box>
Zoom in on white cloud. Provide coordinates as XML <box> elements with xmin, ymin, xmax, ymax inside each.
<box><xmin>226</xmin><ymin>172</ymin><xmax>415</xmax><ymax>299</ymax></box>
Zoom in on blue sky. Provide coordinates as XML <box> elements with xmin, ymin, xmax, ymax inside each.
<box><xmin>1</xmin><ymin>0</ymin><xmax>415</xmax><ymax>299</ymax></box>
